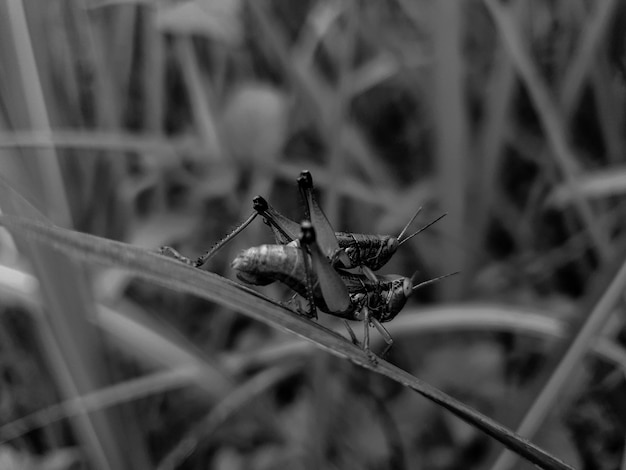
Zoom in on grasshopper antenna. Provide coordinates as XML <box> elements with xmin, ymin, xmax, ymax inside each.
<box><xmin>398</xmin><ymin>213</ymin><xmax>447</xmax><ymax>247</ymax></box>
<box><xmin>411</xmin><ymin>271</ymin><xmax>459</xmax><ymax>292</ymax></box>
<box><xmin>397</xmin><ymin>206</ymin><xmax>423</xmax><ymax>242</ymax></box>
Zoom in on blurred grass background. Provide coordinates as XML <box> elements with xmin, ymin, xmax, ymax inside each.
<box><xmin>0</xmin><ymin>0</ymin><xmax>625</xmax><ymax>469</ymax></box>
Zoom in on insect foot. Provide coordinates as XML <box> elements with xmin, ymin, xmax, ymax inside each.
<box><xmin>159</xmin><ymin>246</ymin><xmax>195</xmax><ymax>266</ymax></box>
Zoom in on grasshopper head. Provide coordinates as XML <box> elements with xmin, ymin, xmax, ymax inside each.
<box><xmin>379</xmin><ymin>276</ymin><xmax>413</xmax><ymax>322</ymax></box>
<box><xmin>387</xmin><ymin>237</ymin><xmax>399</xmax><ymax>256</ymax></box>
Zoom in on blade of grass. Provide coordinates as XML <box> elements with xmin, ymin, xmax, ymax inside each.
<box><xmin>82</xmin><ymin>5</ymin><xmax>122</xmax><ymax>128</ymax></box>
<box><xmin>0</xmin><ymin>1</ymin><xmax>148</xmax><ymax>467</ymax></box>
<box><xmin>157</xmin><ymin>363</ymin><xmax>299</xmax><ymax>470</ymax></box>
<box><xmin>222</xmin><ymin>305</ymin><xmax>625</xmax><ymax>377</ymax></box>
<box><xmin>483</xmin><ymin>0</ymin><xmax>611</xmax><ymax>263</ymax></box>
<box><xmin>0</xmin><ymin>367</ymin><xmax>199</xmax><ymax>444</ymax></box>
<box><xmin>0</xmin><ymin>264</ymin><xmax>284</xmax><ymax>446</ymax></box>
<box><xmin>548</xmin><ymin>165</ymin><xmax>626</xmax><ymax>207</ymax></box>
<box><xmin>590</xmin><ymin>58</ymin><xmax>624</xmax><ymax>164</ymax></box>
<box><xmin>323</xmin><ymin>0</ymin><xmax>354</xmax><ymax>228</ymax></box>
<box><xmin>489</xmin><ymin>246</ymin><xmax>626</xmax><ymax>470</ymax></box>
<box><xmin>0</xmin><ymin>132</ymin><xmax>401</xmax><ymax>211</ymax></box>
<box><xmin>560</xmin><ymin>0</ymin><xmax>619</xmax><ymax>115</ymax></box>
<box><xmin>0</xmin><ymin>180</ymin><xmax>146</xmax><ymax>468</ymax></box>
<box><xmin>528</xmin><ymin>0</ymin><xmax>622</xmax><ymax>206</ymax></box>
<box><xmin>469</xmin><ymin>0</ymin><xmax>520</xmax><ymax>277</ymax></box>
<box><xmin>247</xmin><ymin>0</ymin><xmax>394</xmax><ymax>188</ymax></box>
<box><xmin>174</xmin><ymin>35</ymin><xmax>224</xmax><ymax>160</ymax></box>
<box><xmin>74</xmin><ymin>2</ymin><xmax>131</xmax><ymax>237</ymax></box>
<box><xmin>0</xmin><ymin>213</ymin><xmax>576</xmax><ymax>470</ymax></box>
<box><xmin>0</xmin><ymin>129</ymin><xmax>185</xmax><ymax>155</ymax></box>
<box><xmin>0</xmin><ymin>0</ymin><xmax>71</xmax><ymax>223</ymax></box>
<box><xmin>110</xmin><ymin>3</ymin><xmax>137</xmax><ymax>99</ymax></box>
<box><xmin>3</xmin><ymin>261</ymin><xmax>621</xmax><ymax>375</ymax></box>
<box><xmin>431</xmin><ymin>0</ymin><xmax>469</xmax><ymax>298</ymax></box>
<box><xmin>142</xmin><ymin>5</ymin><xmax>165</xmax><ymax>133</ymax></box>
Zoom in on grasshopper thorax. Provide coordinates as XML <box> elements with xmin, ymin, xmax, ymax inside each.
<box><xmin>339</xmin><ymin>234</ymin><xmax>399</xmax><ymax>271</ymax></box>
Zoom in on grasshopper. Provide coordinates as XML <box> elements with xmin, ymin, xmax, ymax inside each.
<box><xmin>295</xmin><ymin>170</ymin><xmax>446</xmax><ymax>278</ymax></box>
<box><xmin>233</xmin><ymin>171</ymin><xmax>451</xmax><ymax>354</ymax></box>
<box><xmin>169</xmin><ymin>171</ymin><xmax>445</xmax><ymax>275</ymax></box>
<box><xmin>232</xmin><ymin>220</ymin><xmax>453</xmax><ymax>355</ymax></box>
<box><xmin>161</xmin><ymin>170</ymin><xmax>451</xmax><ymax>355</ymax></box>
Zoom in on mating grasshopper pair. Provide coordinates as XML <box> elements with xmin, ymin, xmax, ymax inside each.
<box><xmin>162</xmin><ymin>171</ymin><xmax>449</xmax><ymax>356</ymax></box>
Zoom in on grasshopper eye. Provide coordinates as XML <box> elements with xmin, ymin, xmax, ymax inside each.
<box><xmin>402</xmin><ymin>277</ymin><xmax>412</xmax><ymax>297</ymax></box>
<box><xmin>387</xmin><ymin>237</ymin><xmax>398</xmax><ymax>253</ymax></box>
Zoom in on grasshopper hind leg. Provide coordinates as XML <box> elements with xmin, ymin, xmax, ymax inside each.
<box><xmin>160</xmin><ymin>207</ymin><xmax>262</xmax><ymax>269</ymax></box>
<box><xmin>194</xmin><ymin>210</ymin><xmax>260</xmax><ymax>268</ymax></box>
<box><xmin>299</xmin><ymin>223</ymin><xmax>319</xmax><ymax>320</ymax></box>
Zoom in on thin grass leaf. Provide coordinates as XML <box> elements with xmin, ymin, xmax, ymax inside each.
<box><xmin>431</xmin><ymin>0</ymin><xmax>469</xmax><ymax>298</ymax></box>
<box><xmin>142</xmin><ymin>7</ymin><xmax>165</xmax><ymax>133</ymax></box>
<box><xmin>548</xmin><ymin>166</ymin><xmax>626</xmax><ymax>207</ymax></box>
<box><xmin>0</xmin><ymin>0</ymin><xmax>71</xmax><ymax>223</ymax></box>
<box><xmin>175</xmin><ymin>35</ymin><xmax>224</xmax><ymax>159</ymax></box>
<box><xmin>247</xmin><ymin>1</ymin><xmax>394</xmax><ymax>188</ymax></box>
<box><xmin>489</xmin><ymin>249</ymin><xmax>626</xmax><ymax>470</ymax></box>
<box><xmin>590</xmin><ymin>59</ymin><xmax>624</xmax><ymax>163</ymax></box>
<box><xmin>223</xmin><ymin>305</ymin><xmax>624</xmax><ymax>376</ymax></box>
<box><xmin>0</xmin><ymin>263</ymin><xmax>234</xmax><ymax>395</ymax></box>
<box><xmin>483</xmin><ymin>0</ymin><xmax>611</xmax><ymax>262</ymax></box>
<box><xmin>0</xmin><ymin>213</ymin><xmax>575</xmax><ymax>470</ymax></box>
<box><xmin>470</xmin><ymin>35</ymin><xmax>517</xmax><ymax>277</ymax></box>
<box><xmin>0</xmin><ymin>263</ymin><xmax>283</xmax><ymax>448</ymax></box>
<box><xmin>560</xmin><ymin>0</ymin><xmax>619</xmax><ymax>115</ymax></box>
<box><xmin>157</xmin><ymin>363</ymin><xmax>299</xmax><ymax>470</ymax></box>
<box><xmin>0</xmin><ymin>176</ymin><xmax>149</xmax><ymax>469</ymax></box>
<box><xmin>0</xmin><ymin>368</ymin><xmax>199</xmax><ymax>444</ymax></box>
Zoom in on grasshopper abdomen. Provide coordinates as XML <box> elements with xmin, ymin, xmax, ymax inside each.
<box><xmin>232</xmin><ymin>244</ymin><xmax>340</xmax><ymax>316</ymax></box>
